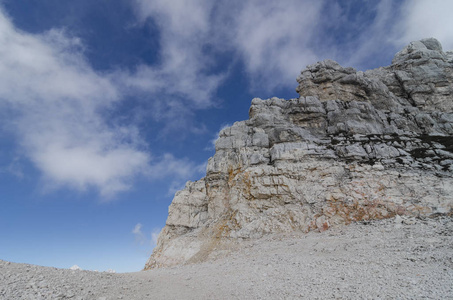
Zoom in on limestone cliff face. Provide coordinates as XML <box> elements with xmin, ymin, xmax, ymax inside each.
<box><xmin>145</xmin><ymin>38</ymin><xmax>453</xmax><ymax>270</ymax></box>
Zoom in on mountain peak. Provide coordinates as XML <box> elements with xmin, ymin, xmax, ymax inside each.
<box><xmin>145</xmin><ymin>38</ymin><xmax>453</xmax><ymax>269</ymax></box>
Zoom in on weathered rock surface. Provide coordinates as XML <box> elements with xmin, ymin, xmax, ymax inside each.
<box><xmin>145</xmin><ymin>38</ymin><xmax>453</xmax><ymax>269</ymax></box>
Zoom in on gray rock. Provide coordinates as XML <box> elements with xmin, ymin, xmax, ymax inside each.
<box><xmin>145</xmin><ymin>38</ymin><xmax>453</xmax><ymax>270</ymax></box>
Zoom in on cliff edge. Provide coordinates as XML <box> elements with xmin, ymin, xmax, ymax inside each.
<box><xmin>145</xmin><ymin>38</ymin><xmax>453</xmax><ymax>270</ymax></box>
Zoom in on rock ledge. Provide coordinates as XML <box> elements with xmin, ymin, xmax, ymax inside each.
<box><xmin>145</xmin><ymin>38</ymin><xmax>453</xmax><ymax>269</ymax></box>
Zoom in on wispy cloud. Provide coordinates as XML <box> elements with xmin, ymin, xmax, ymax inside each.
<box><xmin>315</xmin><ymin>0</ymin><xmax>453</xmax><ymax>69</ymax></box>
<box><xmin>129</xmin><ymin>0</ymin><xmax>226</xmax><ymax>123</ymax></box>
<box><xmin>132</xmin><ymin>223</ymin><xmax>145</xmax><ymax>244</ymax></box>
<box><xmin>131</xmin><ymin>0</ymin><xmax>453</xmax><ymax>96</ymax></box>
<box><xmin>133</xmin><ymin>0</ymin><xmax>325</xmax><ymax>94</ymax></box>
<box><xmin>2</xmin><ymin>157</ymin><xmax>24</xmax><ymax>179</ymax></box>
<box><xmin>129</xmin><ymin>0</ymin><xmax>400</xmax><ymax>94</ymax></box>
<box><xmin>227</xmin><ymin>0</ymin><xmax>324</xmax><ymax>91</ymax></box>
<box><xmin>338</xmin><ymin>0</ymin><xmax>453</xmax><ymax>68</ymax></box>
<box><xmin>326</xmin><ymin>0</ymin><xmax>402</xmax><ymax>69</ymax></box>
<box><xmin>0</xmin><ymin>8</ymin><xmax>201</xmax><ymax>198</ymax></box>
<box><xmin>132</xmin><ymin>223</ymin><xmax>161</xmax><ymax>248</ymax></box>
<box><xmin>148</xmin><ymin>153</ymin><xmax>206</xmax><ymax>195</ymax></box>
<box><xmin>148</xmin><ymin>153</ymin><xmax>204</xmax><ymax>180</ymax></box>
<box><xmin>395</xmin><ymin>0</ymin><xmax>453</xmax><ymax>51</ymax></box>
<box><xmin>0</xmin><ymin>9</ymin><xmax>152</xmax><ymax>198</ymax></box>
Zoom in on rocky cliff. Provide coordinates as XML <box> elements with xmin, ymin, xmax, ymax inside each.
<box><xmin>145</xmin><ymin>38</ymin><xmax>453</xmax><ymax>270</ymax></box>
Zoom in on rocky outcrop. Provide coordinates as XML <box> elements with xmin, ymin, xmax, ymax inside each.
<box><xmin>145</xmin><ymin>38</ymin><xmax>453</xmax><ymax>269</ymax></box>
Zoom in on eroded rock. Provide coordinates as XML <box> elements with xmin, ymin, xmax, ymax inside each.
<box><xmin>145</xmin><ymin>38</ymin><xmax>453</xmax><ymax>270</ymax></box>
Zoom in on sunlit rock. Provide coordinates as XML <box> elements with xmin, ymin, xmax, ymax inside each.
<box><xmin>145</xmin><ymin>38</ymin><xmax>453</xmax><ymax>270</ymax></box>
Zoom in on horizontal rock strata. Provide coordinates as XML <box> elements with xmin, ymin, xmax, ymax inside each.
<box><xmin>145</xmin><ymin>38</ymin><xmax>453</xmax><ymax>269</ymax></box>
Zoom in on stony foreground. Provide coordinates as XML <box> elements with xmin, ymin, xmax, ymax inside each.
<box><xmin>2</xmin><ymin>216</ymin><xmax>452</xmax><ymax>299</ymax></box>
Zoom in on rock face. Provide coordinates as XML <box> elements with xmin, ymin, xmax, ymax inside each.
<box><xmin>145</xmin><ymin>38</ymin><xmax>453</xmax><ymax>269</ymax></box>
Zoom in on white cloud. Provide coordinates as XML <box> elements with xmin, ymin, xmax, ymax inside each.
<box><xmin>147</xmin><ymin>153</ymin><xmax>206</xmax><ymax>195</ymax></box>
<box><xmin>134</xmin><ymin>0</ymin><xmax>212</xmax><ymax>36</ymax></box>
<box><xmin>132</xmin><ymin>223</ymin><xmax>161</xmax><ymax>248</ymax></box>
<box><xmin>129</xmin><ymin>0</ymin><xmax>225</xmax><ymax>110</ymax></box>
<box><xmin>0</xmin><ymin>9</ymin><xmax>150</xmax><ymax>197</ymax></box>
<box><xmin>0</xmin><ymin>6</ymin><xmax>216</xmax><ymax>198</ymax></box>
<box><xmin>334</xmin><ymin>0</ymin><xmax>453</xmax><ymax>68</ymax></box>
<box><xmin>0</xmin><ymin>17</ymin><xmax>116</xmax><ymax>107</ymax></box>
<box><xmin>132</xmin><ymin>223</ymin><xmax>145</xmax><ymax>244</ymax></box>
<box><xmin>336</xmin><ymin>0</ymin><xmax>401</xmax><ymax>68</ymax></box>
<box><xmin>148</xmin><ymin>153</ymin><xmax>202</xmax><ymax>180</ymax></box>
<box><xmin>395</xmin><ymin>0</ymin><xmax>453</xmax><ymax>51</ymax></box>
<box><xmin>131</xmin><ymin>0</ymin><xmax>324</xmax><ymax>98</ymax></box>
<box><xmin>0</xmin><ymin>157</ymin><xmax>24</xmax><ymax>179</ymax></box>
<box><xmin>228</xmin><ymin>0</ymin><xmax>323</xmax><ymax>90</ymax></box>
<box><xmin>132</xmin><ymin>223</ymin><xmax>143</xmax><ymax>235</ymax></box>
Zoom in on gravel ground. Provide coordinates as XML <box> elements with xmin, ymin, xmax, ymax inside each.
<box><xmin>1</xmin><ymin>216</ymin><xmax>452</xmax><ymax>299</ymax></box>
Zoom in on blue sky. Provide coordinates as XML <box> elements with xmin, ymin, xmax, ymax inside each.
<box><xmin>0</xmin><ymin>0</ymin><xmax>452</xmax><ymax>273</ymax></box>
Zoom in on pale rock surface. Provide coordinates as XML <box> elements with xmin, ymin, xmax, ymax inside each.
<box><xmin>145</xmin><ymin>38</ymin><xmax>453</xmax><ymax>270</ymax></box>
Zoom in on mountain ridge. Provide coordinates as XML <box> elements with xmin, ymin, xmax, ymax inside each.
<box><xmin>145</xmin><ymin>38</ymin><xmax>453</xmax><ymax>270</ymax></box>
